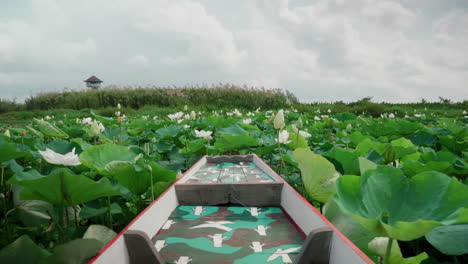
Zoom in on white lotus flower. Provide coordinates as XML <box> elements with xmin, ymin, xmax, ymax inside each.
<box><xmin>82</xmin><ymin>117</ymin><xmax>93</xmax><ymax>125</ymax></box>
<box><xmin>463</xmin><ymin>110</ymin><xmax>467</xmax><ymax>115</ymax></box>
<box><xmin>89</xmin><ymin>120</ymin><xmax>105</xmax><ymax>136</ymax></box>
<box><xmin>346</xmin><ymin>124</ymin><xmax>353</xmax><ymax>131</ymax></box>
<box><xmin>4</xmin><ymin>130</ymin><xmax>10</xmax><ymax>137</ymax></box>
<box><xmin>142</xmin><ymin>115</ymin><xmax>149</xmax><ymax>120</ymax></box>
<box><xmin>190</xmin><ymin>111</ymin><xmax>196</xmax><ymax>120</ymax></box>
<box><xmin>184</xmin><ymin>114</ymin><xmax>190</xmax><ymax>120</ymax></box>
<box><xmin>243</xmin><ymin>118</ymin><xmax>253</xmax><ymax>125</ymax></box>
<box><xmin>44</xmin><ymin>115</ymin><xmax>51</xmax><ymax>120</ymax></box>
<box><xmin>314</xmin><ymin>116</ymin><xmax>321</xmax><ymax>121</ymax></box>
<box><xmin>388</xmin><ymin>113</ymin><xmax>395</xmax><ymax>118</ymax></box>
<box><xmin>194</xmin><ymin>130</ymin><xmax>213</xmax><ymax>140</ymax></box>
<box><xmin>168</xmin><ymin>112</ymin><xmax>184</xmax><ymax>121</ymax></box>
<box><xmin>274</xmin><ymin>109</ymin><xmax>285</xmax><ymax>129</ymax></box>
<box><xmin>276</xmin><ymin>130</ymin><xmax>291</xmax><ymax>144</ymax></box>
<box><xmin>327</xmin><ymin>109</ymin><xmax>331</xmax><ymax>113</ymax></box>
<box><xmin>414</xmin><ymin>114</ymin><xmax>422</xmax><ymax>118</ymax></box>
<box><xmin>404</xmin><ymin>115</ymin><xmax>410</xmax><ymax>118</ymax></box>
<box><xmin>291</xmin><ymin>124</ymin><xmax>311</xmax><ymax>138</ymax></box>
<box><xmin>117</xmin><ymin>103</ymin><xmax>121</xmax><ymax>109</ymax></box>
<box><xmin>255</xmin><ymin>107</ymin><xmax>261</xmax><ymax>113</ymax></box>
<box><xmin>39</xmin><ymin>148</ymin><xmax>81</xmax><ymax>166</ymax></box>
<box><xmin>233</xmin><ymin>109</ymin><xmax>242</xmax><ymax>117</ymax></box>
<box><xmin>183</xmin><ymin>125</ymin><xmax>191</xmax><ymax>129</ymax></box>
<box><xmin>153</xmin><ymin>116</ymin><xmax>158</xmax><ymax>120</ymax></box>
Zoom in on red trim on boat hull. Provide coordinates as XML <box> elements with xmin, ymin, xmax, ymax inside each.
<box><xmin>88</xmin><ymin>156</ymin><xmax>207</xmax><ymax>264</ymax></box>
<box><xmin>253</xmin><ymin>154</ymin><xmax>374</xmax><ymax>264</ymax></box>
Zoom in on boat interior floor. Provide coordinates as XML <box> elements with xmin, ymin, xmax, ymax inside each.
<box><xmin>152</xmin><ymin>205</ymin><xmax>304</xmax><ymax>264</ymax></box>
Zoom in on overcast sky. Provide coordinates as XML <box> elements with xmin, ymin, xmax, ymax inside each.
<box><xmin>1</xmin><ymin>0</ymin><xmax>467</xmax><ymax>103</ymax></box>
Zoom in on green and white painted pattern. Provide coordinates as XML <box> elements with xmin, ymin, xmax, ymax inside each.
<box><xmin>153</xmin><ymin>206</ymin><xmax>304</xmax><ymax>264</ymax></box>
<box><xmin>185</xmin><ymin>162</ymin><xmax>274</xmax><ymax>184</ymax></box>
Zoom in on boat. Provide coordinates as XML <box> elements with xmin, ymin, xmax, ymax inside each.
<box><xmin>89</xmin><ymin>154</ymin><xmax>373</xmax><ymax>264</ymax></box>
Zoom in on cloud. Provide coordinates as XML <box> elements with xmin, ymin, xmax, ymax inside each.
<box><xmin>127</xmin><ymin>55</ymin><xmax>150</xmax><ymax>67</ymax></box>
<box><xmin>0</xmin><ymin>0</ymin><xmax>467</xmax><ymax>103</ymax></box>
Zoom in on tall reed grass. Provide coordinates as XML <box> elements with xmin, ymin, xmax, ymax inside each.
<box><xmin>24</xmin><ymin>85</ymin><xmax>298</xmax><ymax>111</ymax></box>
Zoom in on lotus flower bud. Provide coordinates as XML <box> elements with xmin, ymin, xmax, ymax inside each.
<box><xmin>273</xmin><ymin>109</ymin><xmax>285</xmax><ymax>129</ymax></box>
<box><xmin>296</xmin><ymin>118</ymin><xmax>303</xmax><ymax>129</ymax></box>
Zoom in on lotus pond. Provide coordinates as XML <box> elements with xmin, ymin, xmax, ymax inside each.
<box><xmin>0</xmin><ymin>108</ymin><xmax>467</xmax><ymax>264</ymax></box>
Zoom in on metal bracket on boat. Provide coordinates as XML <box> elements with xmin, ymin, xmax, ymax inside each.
<box><xmin>294</xmin><ymin>227</ymin><xmax>333</xmax><ymax>264</ymax></box>
<box><xmin>123</xmin><ymin>230</ymin><xmax>165</xmax><ymax>264</ymax></box>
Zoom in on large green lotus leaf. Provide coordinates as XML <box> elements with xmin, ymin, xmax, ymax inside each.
<box><xmin>80</xmin><ymin>203</ymin><xmax>122</xmax><ymax>219</ymax></box>
<box><xmin>348</xmin><ymin>131</ymin><xmax>372</xmax><ymax>147</ymax></box>
<box><xmin>46</xmin><ymin>139</ymin><xmax>76</xmax><ymax>155</ymax></box>
<box><xmin>33</xmin><ymin>118</ymin><xmax>69</xmax><ymax>139</ymax></box>
<box><xmin>214</xmin><ymin>134</ymin><xmax>259</xmax><ymax>151</ymax></box>
<box><xmin>155</xmin><ymin>125</ymin><xmax>183</xmax><ymax>138</ymax></box>
<box><xmin>323</xmin><ymin>147</ymin><xmax>360</xmax><ymax>175</ymax></box>
<box><xmin>293</xmin><ymin>148</ymin><xmax>341</xmax><ymax>203</ymax></box>
<box><xmin>389</xmin><ymin>138</ymin><xmax>417</xmax><ymax>160</ymax></box>
<box><xmin>90</xmin><ymin>110</ymin><xmax>117</xmax><ymax>126</ymax></box>
<box><xmin>323</xmin><ymin>198</ymin><xmax>378</xmax><ymax>262</ymax></box>
<box><xmin>204</xmin><ymin>116</ymin><xmax>237</xmax><ymax>128</ymax></box>
<box><xmin>0</xmin><ymin>135</ymin><xmax>26</xmax><ymax>162</ymax></box>
<box><xmin>409</xmin><ymin>131</ymin><xmax>437</xmax><ymax>146</ymax></box>
<box><xmin>83</xmin><ymin>225</ymin><xmax>117</xmax><ymax>246</ymax></box>
<box><xmin>0</xmin><ymin>235</ymin><xmax>51</xmax><ymax>264</ymax></box>
<box><xmin>16</xmin><ymin>200</ymin><xmax>53</xmax><ymax>227</ymax></box>
<box><xmin>79</xmin><ymin>144</ymin><xmax>140</xmax><ymax>176</ymax></box>
<box><xmin>99</xmin><ymin>127</ymin><xmax>129</xmax><ymax>144</ymax></box>
<box><xmin>358</xmin><ymin>157</ymin><xmax>377</xmax><ymax>176</ymax></box>
<box><xmin>217</xmin><ymin>124</ymin><xmax>247</xmax><ymax>136</ymax></box>
<box><xmin>355</xmin><ymin>138</ymin><xmax>388</xmax><ymax>156</ymax></box>
<box><xmin>181</xmin><ymin>138</ymin><xmax>206</xmax><ymax>153</ymax></box>
<box><xmin>105</xmin><ymin>160</ymin><xmax>150</xmax><ymax>194</ymax></box>
<box><xmin>286</xmin><ymin>132</ymin><xmax>308</xmax><ymax>150</ymax></box>
<box><xmin>368</xmin><ymin>237</ymin><xmax>428</xmax><ymax>264</ymax></box>
<box><xmin>425</xmin><ymin>224</ymin><xmax>468</xmax><ymax>256</ymax></box>
<box><xmin>402</xmin><ymin>159</ymin><xmax>452</xmax><ymax>177</ymax></box>
<box><xmin>335</xmin><ymin>166</ymin><xmax>468</xmax><ymax>241</ymax></box>
<box><xmin>8</xmin><ymin>168</ymin><xmax>120</xmax><ymax>205</ymax></box>
<box><xmin>42</xmin><ymin>238</ymin><xmax>103</xmax><ymax>264</ymax></box>
<box><xmin>149</xmin><ymin>161</ymin><xmax>176</xmax><ymax>182</ymax></box>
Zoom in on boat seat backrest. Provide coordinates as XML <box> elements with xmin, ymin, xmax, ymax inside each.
<box><xmin>175</xmin><ymin>182</ymin><xmax>283</xmax><ymax>207</ymax></box>
<box><xmin>294</xmin><ymin>227</ymin><xmax>333</xmax><ymax>264</ymax></box>
<box><xmin>123</xmin><ymin>230</ymin><xmax>165</xmax><ymax>264</ymax></box>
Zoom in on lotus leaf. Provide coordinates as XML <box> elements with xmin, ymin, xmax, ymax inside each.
<box><xmin>0</xmin><ymin>135</ymin><xmax>26</xmax><ymax>162</ymax></box>
<box><xmin>293</xmin><ymin>148</ymin><xmax>341</xmax><ymax>203</ymax></box>
<box><xmin>323</xmin><ymin>147</ymin><xmax>360</xmax><ymax>175</ymax></box>
<box><xmin>323</xmin><ymin>198</ymin><xmax>378</xmax><ymax>262</ymax></box>
<box><xmin>33</xmin><ymin>118</ymin><xmax>69</xmax><ymax>138</ymax></box>
<box><xmin>155</xmin><ymin>125</ymin><xmax>183</xmax><ymax>138</ymax></box>
<box><xmin>43</xmin><ymin>238</ymin><xmax>103</xmax><ymax>264</ymax></box>
<box><xmin>335</xmin><ymin>165</ymin><xmax>468</xmax><ymax>241</ymax></box>
<box><xmin>0</xmin><ymin>235</ymin><xmax>51</xmax><ymax>264</ymax></box>
<box><xmin>214</xmin><ymin>134</ymin><xmax>259</xmax><ymax>151</ymax></box>
<box><xmin>8</xmin><ymin>168</ymin><xmax>121</xmax><ymax>205</ymax></box>
<box><xmin>368</xmin><ymin>237</ymin><xmax>428</xmax><ymax>264</ymax></box>
<box><xmin>83</xmin><ymin>225</ymin><xmax>117</xmax><ymax>245</ymax></box>
<box><xmin>425</xmin><ymin>224</ymin><xmax>468</xmax><ymax>255</ymax></box>
<box><xmin>79</xmin><ymin>144</ymin><xmax>140</xmax><ymax>176</ymax></box>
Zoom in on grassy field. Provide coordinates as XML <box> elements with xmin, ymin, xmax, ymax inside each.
<box><xmin>1</xmin><ymin>86</ymin><xmax>466</xmax><ymax>124</ymax></box>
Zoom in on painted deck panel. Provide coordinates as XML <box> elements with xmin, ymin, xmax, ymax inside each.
<box><xmin>183</xmin><ymin>161</ymin><xmax>275</xmax><ymax>184</ymax></box>
<box><xmin>153</xmin><ymin>206</ymin><xmax>304</xmax><ymax>264</ymax></box>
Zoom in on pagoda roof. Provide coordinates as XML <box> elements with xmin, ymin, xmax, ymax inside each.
<box><xmin>84</xmin><ymin>75</ymin><xmax>103</xmax><ymax>82</ymax></box>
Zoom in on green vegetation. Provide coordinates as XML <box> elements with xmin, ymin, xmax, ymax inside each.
<box><xmin>0</xmin><ymin>87</ymin><xmax>467</xmax><ymax>263</ymax></box>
